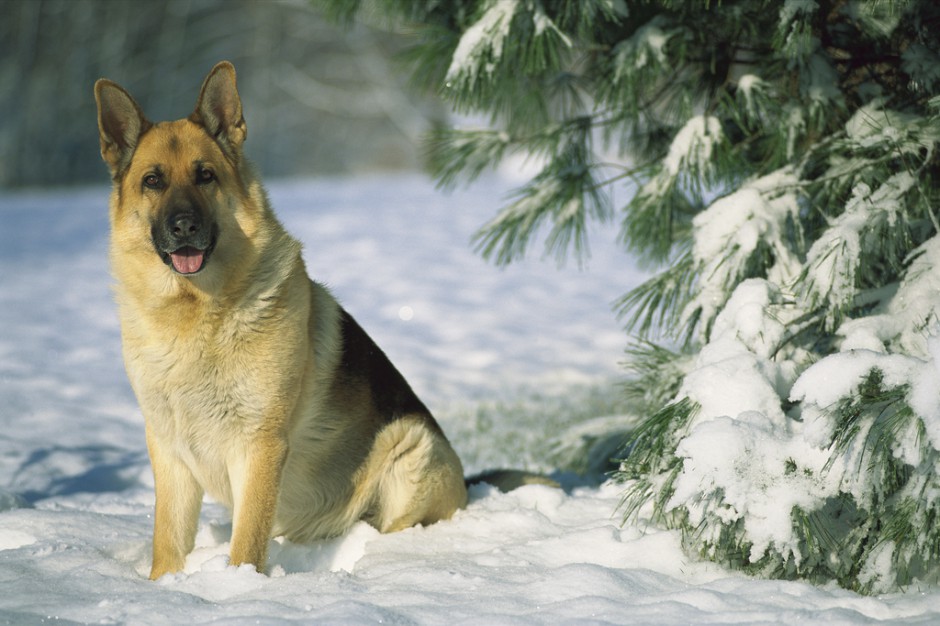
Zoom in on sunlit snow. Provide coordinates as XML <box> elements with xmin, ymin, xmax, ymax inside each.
<box><xmin>1</xmin><ymin>174</ymin><xmax>939</xmax><ymax>623</ymax></box>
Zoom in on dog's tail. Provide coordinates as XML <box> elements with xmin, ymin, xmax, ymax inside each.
<box><xmin>465</xmin><ymin>469</ymin><xmax>560</xmax><ymax>492</ymax></box>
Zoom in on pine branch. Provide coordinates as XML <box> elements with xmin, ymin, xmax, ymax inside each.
<box><xmin>425</xmin><ymin>127</ymin><xmax>511</xmax><ymax>189</ymax></box>
<box><xmin>616</xmin><ymin>397</ymin><xmax>698</xmax><ymax>524</ymax></box>
<box><xmin>621</xmin><ymin>339</ymin><xmax>692</xmax><ymax>416</ymax></box>
<box><xmin>614</xmin><ymin>248</ymin><xmax>698</xmax><ymax>343</ymax></box>
<box><xmin>472</xmin><ymin>119</ymin><xmax>610</xmax><ymax>267</ymax></box>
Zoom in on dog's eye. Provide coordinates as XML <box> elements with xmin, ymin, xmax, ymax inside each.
<box><xmin>143</xmin><ymin>173</ymin><xmax>162</xmax><ymax>189</ymax></box>
<box><xmin>196</xmin><ymin>168</ymin><xmax>215</xmax><ymax>185</ymax></box>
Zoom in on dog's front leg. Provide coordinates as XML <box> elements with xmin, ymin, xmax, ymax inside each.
<box><xmin>228</xmin><ymin>433</ymin><xmax>288</xmax><ymax>572</ymax></box>
<box><xmin>146</xmin><ymin>425</ymin><xmax>204</xmax><ymax>580</ymax></box>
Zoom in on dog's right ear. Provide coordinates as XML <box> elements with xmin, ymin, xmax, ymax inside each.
<box><xmin>95</xmin><ymin>79</ymin><xmax>151</xmax><ymax>178</ymax></box>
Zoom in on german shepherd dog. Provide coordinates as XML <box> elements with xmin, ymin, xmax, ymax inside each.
<box><xmin>95</xmin><ymin>62</ymin><xmax>470</xmax><ymax>579</ymax></box>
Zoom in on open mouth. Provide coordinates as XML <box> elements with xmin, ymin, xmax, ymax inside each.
<box><xmin>156</xmin><ymin>231</ymin><xmax>217</xmax><ymax>276</ymax></box>
<box><xmin>153</xmin><ymin>222</ymin><xmax>219</xmax><ymax>276</ymax></box>
<box><xmin>168</xmin><ymin>246</ymin><xmax>207</xmax><ymax>275</ymax></box>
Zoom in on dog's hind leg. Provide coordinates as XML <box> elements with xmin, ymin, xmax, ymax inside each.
<box><xmin>358</xmin><ymin>418</ymin><xmax>468</xmax><ymax>533</ymax></box>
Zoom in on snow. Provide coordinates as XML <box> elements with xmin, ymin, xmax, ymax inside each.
<box><xmin>804</xmin><ymin>192</ymin><xmax>868</xmax><ymax>315</ymax></box>
<box><xmin>445</xmin><ymin>0</ymin><xmax>571</xmax><ymax>92</ymax></box>
<box><xmin>911</xmin><ymin>336</ymin><xmax>940</xmax><ymax>448</ymax></box>
<box><xmin>662</xmin><ymin>115</ymin><xmax>723</xmax><ymax>178</ymax></box>
<box><xmin>671</xmin><ymin>410</ymin><xmax>828</xmax><ymax>563</ymax></box>
<box><xmin>803</xmin><ymin>51</ymin><xmax>843</xmax><ymax>104</ymax></box>
<box><xmin>668</xmin><ymin>279</ymin><xmax>833</xmax><ymax>564</ymax></box>
<box><xmin>791</xmin><ymin>351</ymin><xmax>921</xmax><ymax>413</ymax></box>
<box><xmin>3</xmin><ymin>173</ymin><xmax>940</xmax><ymax>622</ymax></box>
<box><xmin>445</xmin><ymin>0</ymin><xmax>519</xmax><ymax>87</ymax></box>
<box><xmin>843</xmin><ymin>100</ymin><xmax>933</xmax><ymax>157</ymax></box>
<box><xmin>531</xmin><ymin>4</ymin><xmax>571</xmax><ymax>48</ymax></box>
<box><xmin>736</xmin><ymin>74</ymin><xmax>766</xmax><ymax>120</ymax></box>
<box><xmin>683</xmin><ymin>168</ymin><xmax>802</xmax><ymax>333</ymax></box>
<box><xmin>613</xmin><ymin>17</ymin><xmax>673</xmax><ymax>73</ymax></box>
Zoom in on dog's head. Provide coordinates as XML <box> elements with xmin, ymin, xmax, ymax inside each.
<box><xmin>95</xmin><ymin>62</ymin><xmax>248</xmax><ymax>277</ymax></box>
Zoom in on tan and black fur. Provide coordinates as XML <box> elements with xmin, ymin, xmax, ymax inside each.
<box><xmin>95</xmin><ymin>62</ymin><xmax>468</xmax><ymax>580</ymax></box>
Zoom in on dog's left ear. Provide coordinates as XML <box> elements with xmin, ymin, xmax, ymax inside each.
<box><xmin>192</xmin><ymin>61</ymin><xmax>247</xmax><ymax>158</ymax></box>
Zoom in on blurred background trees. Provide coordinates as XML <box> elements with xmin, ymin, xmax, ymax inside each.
<box><xmin>0</xmin><ymin>0</ymin><xmax>440</xmax><ymax>187</ymax></box>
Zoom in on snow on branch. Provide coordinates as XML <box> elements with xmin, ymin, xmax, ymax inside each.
<box><xmin>445</xmin><ymin>0</ymin><xmax>519</xmax><ymax>89</ymax></box>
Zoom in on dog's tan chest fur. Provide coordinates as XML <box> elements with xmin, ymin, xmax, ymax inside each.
<box><xmin>124</xmin><ymin>256</ymin><xmax>314</xmax><ymax>480</ymax></box>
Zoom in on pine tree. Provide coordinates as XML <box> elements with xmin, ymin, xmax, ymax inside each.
<box><xmin>319</xmin><ymin>0</ymin><xmax>940</xmax><ymax>592</ymax></box>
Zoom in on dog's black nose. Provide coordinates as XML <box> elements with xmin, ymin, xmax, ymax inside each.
<box><xmin>169</xmin><ymin>211</ymin><xmax>202</xmax><ymax>240</ymax></box>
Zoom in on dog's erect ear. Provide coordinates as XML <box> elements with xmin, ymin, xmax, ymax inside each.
<box><xmin>95</xmin><ymin>79</ymin><xmax>151</xmax><ymax>178</ymax></box>
<box><xmin>192</xmin><ymin>61</ymin><xmax>246</xmax><ymax>157</ymax></box>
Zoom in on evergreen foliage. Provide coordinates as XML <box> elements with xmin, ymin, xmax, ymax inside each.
<box><xmin>319</xmin><ymin>0</ymin><xmax>940</xmax><ymax>592</ymax></box>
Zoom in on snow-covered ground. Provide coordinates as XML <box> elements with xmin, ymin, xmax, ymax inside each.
<box><xmin>1</xmin><ymin>174</ymin><xmax>938</xmax><ymax>624</ymax></box>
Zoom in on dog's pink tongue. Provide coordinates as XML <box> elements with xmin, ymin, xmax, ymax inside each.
<box><xmin>170</xmin><ymin>247</ymin><xmax>205</xmax><ymax>274</ymax></box>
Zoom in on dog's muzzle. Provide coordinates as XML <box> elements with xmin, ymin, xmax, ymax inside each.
<box><xmin>152</xmin><ymin>210</ymin><xmax>218</xmax><ymax>275</ymax></box>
